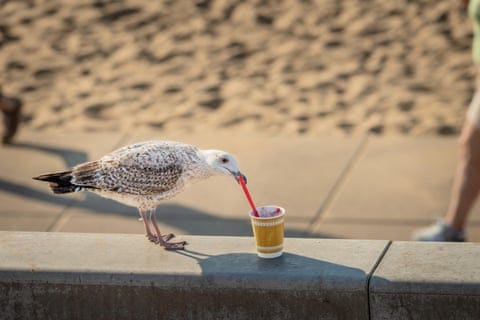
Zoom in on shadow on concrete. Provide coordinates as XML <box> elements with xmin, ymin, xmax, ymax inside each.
<box><xmin>9</xmin><ymin>141</ymin><xmax>89</xmax><ymax>168</ymax></box>
<box><xmin>0</xmin><ymin>178</ymin><xmax>76</xmax><ymax>207</ymax></box>
<box><xmin>0</xmin><ymin>177</ymin><xmax>333</xmax><ymax>238</ymax></box>
<box><xmin>176</xmin><ymin>249</ymin><xmax>367</xmax><ymax>286</ymax></box>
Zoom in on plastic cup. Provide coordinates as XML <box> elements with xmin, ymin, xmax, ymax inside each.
<box><xmin>249</xmin><ymin>205</ymin><xmax>285</xmax><ymax>259</ymax></box>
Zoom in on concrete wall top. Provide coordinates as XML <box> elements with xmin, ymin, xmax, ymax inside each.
<box><xmin>369</xmin><ymin>241</ymin><xmax>480</xmax><ymax>320</ymax></box>
<box><xmin>0</xmin><ymin>232</ymin><xmax>391</xmax><ymax>320</ymax></box>
<box><xmin>370</xmin><ymin>241</ymin><xmax>480</xmax><ymax>295</ymax></box>
<box><xmin>0</xmin><ymin>231</ymin><xmax>389</xmax><ymax>291</ymax></box>
<box><xmin>3</xmin><ymin>232</ymin><xmax>480</xmax><ymax>319</ymax></box>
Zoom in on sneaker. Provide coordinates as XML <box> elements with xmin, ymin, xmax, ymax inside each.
<box><xmin>412</xmin><ymin>219</ymin><xmax>466</xmax><ymax>242</ymax></box>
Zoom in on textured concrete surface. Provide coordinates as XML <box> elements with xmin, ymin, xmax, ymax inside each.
<box><xmin>0</xmin><ymin>231</ymin><xmax>389</xmax><ymax>320</ymax></box>
<box><xmin>312</xmin><ymin>137</ymin><xmax>480</xmax><ymax>241</ymax></box>
<box><xmin>370</xmin><ymin>241</ymin><xmax>480</xmax><ymax>320</ymax></box>
<box><xmin>320</xmin><ymin>138</ymin><xmax>459</xmax><ymax>221</ymax></box>
<box><xmin>2</xmin><ymin>232</ymin><xmax>479</xmax><ymax>319</ymax></box>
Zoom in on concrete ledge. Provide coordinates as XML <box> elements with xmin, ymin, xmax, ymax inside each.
<box><xmin>370</xmin><ymin>241</ymin><xmax>480</xmax><ymax>320</ymax></box>
<box><xmin>0</xmin><ymin>232</ymin><xmax>388</xmax><ymax>320</ymax></box>
<box><xmin>1</xmin><ymin>232</ymin><xmax>479</xmax><ymax>319</ymax></box>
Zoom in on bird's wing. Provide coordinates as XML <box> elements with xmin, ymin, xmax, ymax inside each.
<box><xmin>71</xmin><ymin>141</ymin><xmax>198</xmax><ymax>195</ymax></box>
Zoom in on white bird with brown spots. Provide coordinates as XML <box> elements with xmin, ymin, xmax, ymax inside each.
<box><xmin>33</xmin><ymin>140</ymin><xmax>246</xmax><ymax>250</ymax></box>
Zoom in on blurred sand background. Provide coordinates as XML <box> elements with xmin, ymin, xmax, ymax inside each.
<box><xmin>0</xmin><ymin>0</ymin><xmax>475</xmax><ymax>137</ymax></box>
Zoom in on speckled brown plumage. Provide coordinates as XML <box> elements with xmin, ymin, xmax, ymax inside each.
<box><xmin>33</xmin><ymin>140</ymin><xmax>245</xmax><ymax>250</ymax></box>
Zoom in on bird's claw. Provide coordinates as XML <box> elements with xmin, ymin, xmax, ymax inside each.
<box><xmin>146</xmin><ymin>233</ymin><xmax>176</xmax><ymax>243</ymax></box>
<box><xmin>163</xmin><ymin>240</ymin><xmax>188</xmax><ymax>250</ymax></box>
<box><xmin>146</xmin><ymin>234</ymin><xmax>157</xmax><ymax>243</ymax></box>
<box><xmin>161</xmin><ymin>233</ymin><xmax>175</xmax><ymax>242</ymax></box>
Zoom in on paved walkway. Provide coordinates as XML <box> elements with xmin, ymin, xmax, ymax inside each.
<box><xmin>1</xmin><ymin>130</ymin><xmax>479</xmax><ymax>242</ymax></box>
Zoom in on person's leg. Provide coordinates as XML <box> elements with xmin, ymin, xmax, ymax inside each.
<box><xmin>412</xmin><ymin>120</ymin><xmax>477</xmax><ymax>241</ymax></box>
<box><xmin>412</xmin><ymin>120</ymin><xmax>478</xmax><ymax>241</ymax></box>
<box><xmin>447</xmin><ymin>66</ymin><xmax>480</xmax><ymax>231</ymax></box>
<box><xmin>444</xmin><ymin>120</ymin><xmax>480</xmax><ymax>231</ymax></box>
<box><xmin>413</xmin><ymin>69</ymin><xmax>480</xmax><ymax>241</ymax></box>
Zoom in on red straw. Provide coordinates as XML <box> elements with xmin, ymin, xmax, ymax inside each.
<box><xmin>238</xmin><ymin>176</ymin><xmax>259</xmax><ymax>217</ymax></box>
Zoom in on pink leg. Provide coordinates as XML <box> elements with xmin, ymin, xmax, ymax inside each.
<box><xmin>138</xmin><ymin>208</ymin><xmax>157</xmax><ymax>243</ymax></box>
<box><xmin>148</xmin><ymin>209</ymin><xmax>175</xmax><ymax>242</ymax></box>
<box><xmin>150</xmin><ymin>209</ymin><xmax>187</xmax><ymax>250</ymax></box>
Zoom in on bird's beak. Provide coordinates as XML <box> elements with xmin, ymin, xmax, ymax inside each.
<box><xmin>233</xmin><ymin>171</ymin><xmax>247</xmax><ymax>185</ymax></box>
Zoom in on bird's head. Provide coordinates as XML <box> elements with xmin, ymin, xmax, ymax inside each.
<box><xmin>201</xmin><ymin>149</ymin><xmax>247</xmax><ymax>184</ymax></box>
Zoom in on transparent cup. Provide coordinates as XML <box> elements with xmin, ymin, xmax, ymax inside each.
<box><xmin>249</xmin><ymin>205</ymin><xmax>285</xmax><ymax>259</ymax></box>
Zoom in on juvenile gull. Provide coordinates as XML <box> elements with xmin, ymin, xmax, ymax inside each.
<box><xmin>33</xmin><ymin>140</ymin><xmax>246</xmax><ymax>250</ymax></box>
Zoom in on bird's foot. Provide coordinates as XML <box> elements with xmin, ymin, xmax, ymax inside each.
<box><xmin>162</xmin><ymin>233</ymin><xmax>175</xmax><ymax>242</ymax></box>
<box><xmin>146</xmin><ymin>233</ymin><xmax>176</xmax><ymax>243</ymax></box>
<box><xmin>161</xmin><ymin>240</ymin><xmax>188</xmax><ymax>250</ymax></box>
<box><xmin>146</xmin><ymin>233</ymin><xmax>157</xmax><ymax>243</ymax></box>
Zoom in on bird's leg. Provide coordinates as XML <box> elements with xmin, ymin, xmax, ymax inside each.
<box><xmin>148</xmin><ymin>209</ymin><xmax>175</xmax><ymax>242</ymax></box>
<box><xmin>138</xmin><ymin>208</ymin><xmax>157</xmax><ymax>243</ymax></box>
<box><xmin>150</xmin><ymin>209</ymin><xmax>187</xmax><ymax>250</ymax></box>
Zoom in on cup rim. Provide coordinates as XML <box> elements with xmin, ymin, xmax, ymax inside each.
<box><xmin>249</xmin><ymin>205</ymin><xmax>285</xmax><ymax>219</ymax></box>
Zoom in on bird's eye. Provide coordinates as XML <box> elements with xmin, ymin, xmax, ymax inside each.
<box><xmin>220</xmin><ymin>157</ymin><xmax>229</xmax><ymax>164</ymax></box>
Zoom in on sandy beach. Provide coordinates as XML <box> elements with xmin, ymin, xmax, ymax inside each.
<box><xmin>0</xmin><ymin>0</ymin><xmax>476</xmax><ymax>137</ymax></box>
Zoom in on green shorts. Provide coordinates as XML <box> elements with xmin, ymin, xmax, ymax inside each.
<box><xmin>470</xmin><ymin>0</ymin><xmax>480</xmax><ymax>64</ymax></box>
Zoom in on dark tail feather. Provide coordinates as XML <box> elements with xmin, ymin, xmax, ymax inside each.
<box><xmin>33</xmin><ymin>171</ymin><xmax>80</xmax><ymax>194</ymax></box>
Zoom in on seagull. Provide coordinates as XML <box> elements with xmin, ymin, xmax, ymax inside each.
<box><xmin>33</xmin><ymin>140</ymin><xmax>246</xmax><ymax>250</ymax></box>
